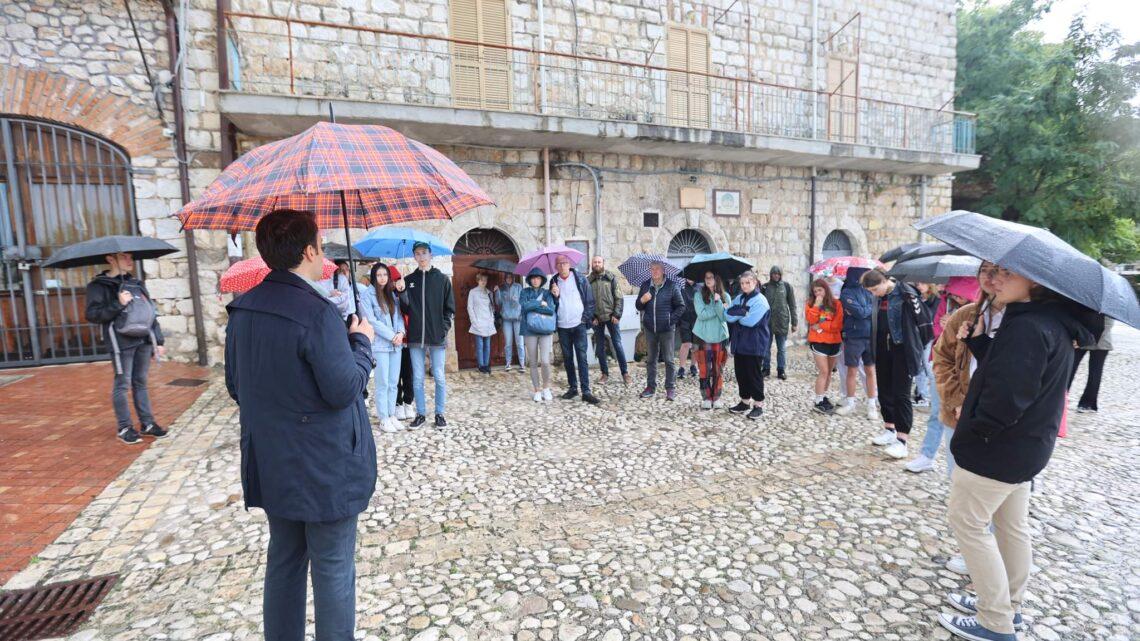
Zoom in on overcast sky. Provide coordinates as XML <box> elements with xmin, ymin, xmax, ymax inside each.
<box><xmin>1030</xmin><ymin>0</ymin><xmax>1140</xmax><ymax>44</ymax></box>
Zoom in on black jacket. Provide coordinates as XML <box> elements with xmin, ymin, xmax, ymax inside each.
<box><xmin>871</xmin><ymin>281</ymin><xmax>932</xmax><ymax>377</ymax></box>
<box><xmin>679</xmin><ymin>283</ymin><xmax>697</xmax><ymax>328</ymax></box>
<box><xmin>225</xmin><ymin>270</ymin><xmax>376</xmax><ymax>522</ymax></box>
<box><xmin>85</xmin><ymin>272</ymin><xmax>165</xmax><ymax>350</ymax></box>
<box><xmin>951</xmin><ymin>300</ymin><xmax>1097</xmax><ymax>484</ymax></box>
<box><xmin>399</xmin><ymin>267</ymin><xmax>455</xmax><ymax>347</ymax></box>
<box><xmin>636</xmin><ymin>278</ymin><xmax>686</xmax><ymax>333</ymax></box>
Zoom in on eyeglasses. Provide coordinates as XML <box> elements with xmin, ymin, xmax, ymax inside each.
<box><xmin>980</xmin><ymin>266</ymin><xmax>1012</xmax><ymax>279</ymax></box>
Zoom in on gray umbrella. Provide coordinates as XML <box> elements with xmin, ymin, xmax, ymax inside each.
<box><xmin>888</xmin><ymin>254</ymin><xmax>981</xmax><ymax>283</ymax></box>
<box><xmin>42</xmin><ymin>235</ymin><xmax>179</xmax><ymax>268</ymax></box>
<box><xmin>322</xmin><ymin>242</ymin><xmax>365</xmax><ymax>261</ymax></box>
<box><xmin>879</xmin><ymin>242</ymin><xmax>924</xmax><ymax>263</ymax></box>
<box><xmin>473</xmin><ymin>258</ymin><xmax>518</xmax><ymax>274</ymax></box>
<box><xmin>916</xmin><ymin>211</ymin><xmax>1140</xmax><ymax>327</ymax></box>
<box><xmin>895</xmin><ymin>242</ymin><xmax>966</xmax><ymax>263</ymax></box>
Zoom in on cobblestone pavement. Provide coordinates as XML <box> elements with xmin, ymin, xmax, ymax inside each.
<box><xmin>8</xmin><ymin>330</ymin><xmax>1140</xmax><ymax>641</ymax></box>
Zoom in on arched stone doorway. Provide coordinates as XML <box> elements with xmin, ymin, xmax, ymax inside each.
<box><xmin>821</xmin><ymin>229</ymin><xmax>854</xmax><ymax>259</ymax></box>
<box><xmin>666</xmin><ymin>228</ymin><xmax>713</xmax><ymax>267</ymax></box>
<box><xmin>1</xmin><ymin>116</ymin><xmax>138</xmax><ymax>367</ymax></box>
<box><xmin>452</xmin><ymin>228</ymin><xmax>520</xmax><ymax>370</ymax></box>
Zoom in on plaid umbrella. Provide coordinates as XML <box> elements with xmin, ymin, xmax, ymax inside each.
<box><xmin>221</xmin><ymin>256</ymin><xmax>338</xmax><ymax>294</ymax></box>
<box><xmin>514</xmin><ymin>245</ymin><xmax>585</xmax><ymax>276</ymax></box>
<box><xmin>618</xmin><ymin>254</ymin><xmax>682</xmax><ymax>288</ymax></box>
<box><xmin>809</xmin><ymin>256</ymin><xmax>884</xmax><ymax>278</ymax></box>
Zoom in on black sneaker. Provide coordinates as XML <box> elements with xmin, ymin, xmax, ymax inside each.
<box><xmin>689</xmin><ymin>365</ymin><xmax>698</xmax><ymax>378</ymax></box>
<box><xmin>677</xmin><ymin>368</ymin><xmax>686</xmax><ymax>380</ymax></box>
<box><xmin>140</xmin><ymin>423</ymin><xmax>168</xmax><ymax>438</ymax></box>
<box><xmin>820</xmin><ymin>397</ymin><xmax>835</xmax><ymax>412</ymax></box>
<box><xmin>761</xmin><ymin>367</ymin><xmax>771</xmax><ymax>378</ymax></box>
<box><xmin>813</xmin><ymin>400</ymin><xmax>832</xmax><ymax>414</ymax></box>
<box><xmin>777</xmin><ymin>369</ymin><xmax>787</xmax><ymax>380</ymax></box>
<box><xmin>117</xmin><ymin>427</ymin><xmax>142</xmax><ymax>445</ymax></box>
<box><xmin>581</xmin><ymin>393</ymin><xmax>601</xmax><ymax>406</ymax></box>
<box><xmin>728</xmin><ymin>401</ymin><xmax>750</xmax><ymax>414</ymax></box>
<box><xmin>410</xmin><ymin>415</ymin><xmax>427</xmax><ymax>428</ymax></box>
<box><xmin>561</xmin><ymin>390</ymin><xmax>579</xmax><ymax>400</ymax></box>
<box><xmin>747</xmin><ymin>406</ymin><xmax>764</xmax><ymax>420</ymax></box>
<box><xmin>1076</xmin><ymin>404</ymin><xmax>1097</xmax><ymax>413</ymax></box>
<box><xmin>434</xmin><ymin>414</ymin><xmax>448</xmax><ymax>428</ymax></box>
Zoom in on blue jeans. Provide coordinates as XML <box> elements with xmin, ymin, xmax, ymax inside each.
<box><xmin>502</xmin><ymin>319</ymin><xmax>524</xmax><ymax>367</ymax></box>
<box><xmin>264</xmin><ymin>513</ymin><xmax>359</xmax><ymax>641</ymax></box>
<box><xmin>915</xmin><ymin>342</ymin><xmax>933</xmax><ymax>398</ymax></box>
<box><xmin>474</xmin><ymin>335</ymin><xmax>491</xmax><ymax>368</ymax></box>
<box><xmin>762</xmin><ymin>333</ymin><xmax>787</xmax><ymax>372</ymax></box>
<box><xmin>919</xmin><ymin>377</ymin><xmax>945</xmax><ymax>459</ymax></box>
<box><xmin>943</xmin><ymin>426</ymin><xmax>956</xmax><ymax>477</ymax></box>
<box><xmin>372</xmin><ymin>350</ymin><xmax>400</xmax><ymax>420</ymax></box>
<box><xmin>593</xmin><ymin>319</ymin><xmax>628</xmax><ymax>377</ymax></box>
<box><xmin>557</xmin><ymin>324</ymin><xmax>591</xmax><ymax>394</ymax></box>
<box><xmin>409</xmin><ymin>345</ymin><xmax>447</xmax><ymax>416</ymax></box>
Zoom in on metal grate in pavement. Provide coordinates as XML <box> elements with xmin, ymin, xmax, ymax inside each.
<box><xmin>167</xmin><ymin>377</ymin><xmax>208</xmax><ymax>387</ymax></box>
<box><xmin>0</xmin><ymin>575</ymin><xmax>117</xmax><ymax>640</ymax></box>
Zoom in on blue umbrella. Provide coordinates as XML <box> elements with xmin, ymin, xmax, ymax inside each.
<box><xmin>618</xmin><ymin>254</ymin><xmax>683</xmax><ymax>288</ymax></box>
<box><xmin>353</xmin><ymin>227</ymin><xmax>453</xmax><ymax>259</ymax></box>
<box><xmin>682</xmin><ymin>252</ymin><xmax>753</xmax><ymax>282</ymax></box>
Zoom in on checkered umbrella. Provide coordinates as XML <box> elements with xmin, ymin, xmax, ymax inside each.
<box><xmin>220</xmin><ymin>256</ymin><xmax>338</xmax><ymax>294</ymax></box>
<box><xmin>618</xmin><ymin>254</ymin><xmax>683</xmax><ymax>288</ymax></box>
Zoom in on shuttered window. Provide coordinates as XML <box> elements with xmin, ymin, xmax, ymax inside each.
<box><xmin>666</xmin><ymin>24</ymin><xmax>710</xmax><ymax>128</ymax></box>
<box><xmin>450</xmin><ymin>0</ymin><xmax>511</xmax><ymax>110</ymax></box>
<box><xmin>826</xmin><ymin>55</ymin><xmax>858</xmax><ymax>142</ymax></box>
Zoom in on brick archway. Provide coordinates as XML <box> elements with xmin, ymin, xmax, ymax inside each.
<box><xmin>0</xmin><ymin>64</ymin><xmax>170</xmax><ymax>159</ymax></box>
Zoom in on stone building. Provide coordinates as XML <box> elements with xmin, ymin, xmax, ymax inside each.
<box><xmin>0</xmin><ymin>0</ymin><xmax>977</xmax><ymax>370</ymax></box>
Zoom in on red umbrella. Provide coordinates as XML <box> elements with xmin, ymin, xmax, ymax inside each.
<box><xmin>221</xmin><ymin>256</ymin><xmax>338</xmax><ymax>294</ymax></box>
<box><xmin>809</xmin><ymin>256</ymin><xmax>884</xmax><ymax>278</ymax></box>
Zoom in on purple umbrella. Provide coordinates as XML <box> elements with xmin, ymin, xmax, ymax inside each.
<box><xmin>514</xmin><ymin>244</ymin><xmax>586</xmax><ymax>275</ymax></box>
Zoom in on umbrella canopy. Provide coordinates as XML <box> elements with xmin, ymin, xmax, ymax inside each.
<box><xmin>221</xmin><ymin>256</ymin><xmax>338</xmax><ymax>294</ymax></box>
<box><xmin>473</xmin><ymin>258</ymin><xmax>518</xmax><ymax>274</ymax></box>
<box><xmin>879</xmin><ymin>242</ymin><xmax>924</xmax><ymax>263</ymax></box>
<box><xmin>41</xmin><ymin>235</ymin><xmax>179</xmax><ymax>269</ymax></box>
<box><xmin>887</xmin><ymin>254</ymin><xmax>982</xmax><ymax>283</ymax></box>
<box><xmin>916</xmin><ymin>210</ymin><xmax>1140</xmax><ymax>328</ymax></box>
<box><xmin>682</xmin><ymin>252</ymin><xmax>753</xmax><ymax>282</ymax></box>
<box><xmin>322</xmin><ymin>242</ymin><xmax>365</xmax><ymax>261</ymax></box>
<box><xmin>618</xmin><ymin>254</ymin><xmax>682</xmax><ymax>288</ymax></box>
<box><xmin>514</xmin><ymin>245</ymin><xmax>585</xmax><ymax>276</ymax></box>
<box><xmin>895</xmin><ymin>242</ymin><xmax>966</xmax><ymax>263</ymax></box>
<box><xmin>353</xmin><ymin>227</ymin><xmax>453</xmax><ymax>259</ymax></box>
<box><xmin>809</xmin><ymin>256</ymin><xmax>884</xmax><ymax>278</ymax></box>
<box><xmin>176</xmin><ymin>122</ymin><xmax>493</xmax><ymax>232</ymax></box>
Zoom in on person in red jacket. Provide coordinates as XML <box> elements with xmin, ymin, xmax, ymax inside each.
<box><xmin>805</xmin><ymin>278</ymin><xmax>844</xmax><ymax>413</ymax></box>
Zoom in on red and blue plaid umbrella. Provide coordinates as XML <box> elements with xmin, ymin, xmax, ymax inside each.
<box><xmin>175</xmin><ymin>122</ymin><xmax>493</xmax><ymax>232</ymax></box>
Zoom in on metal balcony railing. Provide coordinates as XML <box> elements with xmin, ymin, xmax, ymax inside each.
<box><xmin>222</xmin><ymin>11</ymin><xmax>977</xmax><ymax>156</ymax></box>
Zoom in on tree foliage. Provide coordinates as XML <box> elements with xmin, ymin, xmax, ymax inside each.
<box><xmin>954</xmin><ymin>0</ymin><xmax>1140</xmax><ymax>262</ymax></box>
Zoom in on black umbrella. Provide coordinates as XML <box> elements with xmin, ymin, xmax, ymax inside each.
<box><xmin>879</xmin><ymin>242</ymin><xmax>924</xmax><ymax>263</ymax></box>
<box><xmin>916</xmin><ymin>210</ymin><xmax>1140</xmax><ymax>327</ymax></box>
<box><xmin>682</xmin><ymin>252</ymin><xmax>753</xmax><ymax>282</ymax></box>
<box><xmin>888</xmin><ymin>254</ymin><xmax>981</xmax><ymax>283</ymax></box>
<box><xmin>895</xmin><ymin>242</ymin><xmax>966</xmax><ymax>263</ymax></box>
<box><xmin>42</xmin><ymin>235</ymin><xmax>179</xmax><ymax>268</ymax></box>
<box><xmin>322</xmin><ymin>242</ymin><xmax>365</xmax><ymax>261</ymax></box>
<box><xmin>473</xmin><ymin>258</ymin><xmax>518</xmax><ymax>274</ymax></box>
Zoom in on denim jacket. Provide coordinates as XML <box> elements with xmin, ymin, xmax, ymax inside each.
<box><xmin>358</xmin><ymin>285</ymin><xmax>404</xmax><ymax>353</ymax></box>
<box><xmin>499</xmin><ymin>282</ymin><xmax>523</xmax><ymax>321</ymax></box>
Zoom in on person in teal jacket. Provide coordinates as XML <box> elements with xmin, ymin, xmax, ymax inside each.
<box><xmin>692</xmin><ymin>270</ymin><xmax>731</xmax><ymax>410</ymax></box>
<box><xmin>519</xmin><ymin>268</ymin><xmax>557</xmax><ymax>402</ymax></box>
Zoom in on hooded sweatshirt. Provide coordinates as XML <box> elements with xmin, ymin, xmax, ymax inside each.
<box><xmin>839</xmin><ymin>266</ymin><xmax>874</xmax><ymax>340</ymax></box>
<box><xmin>399</xmin><ymin>266</ymin><xmax>455</xmax><ymax>347</ymax></box>
<box><xmin>85</xmin><ymin>271</ymin><xmax>165</xmax><ymax>351</ymax></box>
<box><xmin>760</xmin><ymin>266</ymin><xmax>796</xmax><ymax>336</ymax></box>
<box><xmin>950</xmin><ymin>299</ymin><xmax>1098</xmax><ymax>484</ymax></box>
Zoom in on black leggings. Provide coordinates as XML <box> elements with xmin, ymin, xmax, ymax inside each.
<box><xmin>734</xmin><ymin>353</ymin><xmax>765</xmax><ymax>402</ymax></box>
<box><xmin>875</xmin><ymin>341</ymin><xmax>914</xmax><ymax>434</ymax></box>
<box><xmin>396</xmin><ymin>347</ymin><xmax>414</xmax><ymax>405</ymax></box>
<box><xmin>1070</xmin><ymin>349</ymin><xmax>1106</xmax><ymax>410</ymax></box>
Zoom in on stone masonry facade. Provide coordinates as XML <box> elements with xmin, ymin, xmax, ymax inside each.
<box><xmin>3</xmin><ymin>0</ymin><xmax>958</xmax><ymax>367</ymax></box>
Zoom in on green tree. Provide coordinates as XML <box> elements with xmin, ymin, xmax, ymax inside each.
<box><xmin>953</xmin><ymin>0</ymin><xmax>1140</xmax><ymax>262</ymax></box>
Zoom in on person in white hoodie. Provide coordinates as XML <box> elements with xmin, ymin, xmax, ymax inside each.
<box><xmin>467</xmin><ymin>272</ymin><xmax>498</xmax><ymax>373</ymax></box>
<box><xmin>359</xmin><ymin>262</ymin><xmax>406</xmax><ymax>432</ymax></box>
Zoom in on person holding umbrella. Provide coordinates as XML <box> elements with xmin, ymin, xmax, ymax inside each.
<box><xmin>400</xmin><ymin>242</ymin><xmax>456</xmax><ymax>428</ymax></box>
<box><xmin>760</xmin><ymin>265</ymin><xmax>797</xmax><ymax>380</ymax></box>
<box><xmin>692</xmin><ymin>270</ymin><xmax>731</xmax><ymax>409</ymax></box>
<box><xmin>520</xmin><ymin>268</ymin><xmax>557</xmax><ymax>402</ymax></box>
<box><xmin>550</xmin><ymin>255</ymin><xmax>601</xmax><ymax>405</ymax></box>
<box><xmin>726</xmin><ymin>270</ymin><xmax>772</xmax><ymax>420</ymax></box>
<box><xmin>635</xmin><ymin>260</ymin><xmax>686</xmax><ymax>401</ymax></box>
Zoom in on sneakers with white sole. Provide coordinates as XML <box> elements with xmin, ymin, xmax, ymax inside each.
<box><xmin>937</xmin><ymin>613</ymin><xmax>1018</xmax><ymax>641</ymax></box>
<box><xmin>834</xmin><ymin>400</ymin><xmax>858</xmax><ymax>416</ymax></box>
<box><xmin>946</xmin><ymin>554</ymin><xmax>969</xmax><ymax>575</ymax></box>
<box><xmin>380</xmin><ymin>416</ymin><xmax>400</xmax><ymax>433</ymax></box>
<box><xmin>394</xmin><ymin>404</ymin><xmax>406</xmax><ymax>420</ymax></box>
<box><xmin>883</xmin><ymin>440</ymin><xmax>908</xmax><ymax>459</ymax></box>
<box><xmin>871</xmin><ymin>429</ymin><xmax>898</xmax><ymax>446</ymax></box>
<box><xmin>533</xmin><ymin>391</ymin><xmax>543</xmax><ymax>402</ymax></box>
<box><xmin>866</xmin><ymin>401</ymin><xmax>880</xmax><ymax>421</ymax></box>
<box><xmin>905</xmin><ymin>454</ymin><xmax>935</xmax><ymax>473</ymax></box>
<box><xmin>542</xmin><ymin>389</ymin><xmax>553</xmax><ymax>402</ymax></box>
<box><xmin>946</xmin><ymin>592</ymin><xmax>1028</xmax><ymax>631</ymax></box>
<box><xmin>700</xmin><ymin>400</ymin><xmax>712</xmax><ymax>410</ymax></box>
<box><xmin>712</xmin><ymin>400</ymin><xmax>725</xmax><ymax>409</ymax></box>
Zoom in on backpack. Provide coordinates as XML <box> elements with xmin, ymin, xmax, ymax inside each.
<box><xmin>112</xmin><ymin>283</ymin><xmax>156</xmax><ymax>338</ymax></box>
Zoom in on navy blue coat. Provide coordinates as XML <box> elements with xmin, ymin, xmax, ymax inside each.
<box><xmin>224</xmin><ymin>270</ymin><xmax>377</xmax><ymax>522</ymax></box>
<box><xmin>635</xmin><ymin>278</ymin><xmax>686</xmax><ymax>333</ymax></box>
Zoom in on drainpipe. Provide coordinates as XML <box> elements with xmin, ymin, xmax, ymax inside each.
<box><xmin>809</xmin><ymin>168</ymin><xmax>818</xmax><ymax>267</ymax></box>
<box><xmin>543</xmin><ymin>148</ymin><xmax>552</xmax><ymax>245</ymax></box>
<box><xmin>917</xmin><ymin>175</ymin><xmax>927</xmax><ymax>241</ymax></box>
<box><xmin>164</xmin><ymin>0</ymin><xmax>209</xmax><ymax>365</ymax></box>
<box><xmin>554</xmin><ymin>162</ymin><xmax>602</xmax><ymax>257</ymax></box>
<box><xmin>811</xmin><ymin>0</ymin><xmax>819</xmax><ymax>137</ymax></box>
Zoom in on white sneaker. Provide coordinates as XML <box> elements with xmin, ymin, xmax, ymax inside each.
<box><xmin>871</xmin><ymin>429</ymin><xmax>897</xmax><ymax>446</ymax></box>
<box><xmin>403</xmin><ymin>403</ymin><xmax>415</xmax><ymax>419</ymax></box>
<box><xmin>505</xmin><ymin>365</ymin><xmax>512</xmax><ymax>372</ymax></box>
<box><xmin>542</xmin><ymin>389</ymin><xmax>553</xmax><ymax>402</ymax></box>
<box><xmin>834</xmin><ymin>400</ymin><xmax>857</xmax><ymax>416</ymax></box>
<box><xmin>395</xmin><ymin>405</ymin><xmax>407</xmax><ymax>420</ymax></box>
<box><xmin>883</xmin><ymin>440</ymin><xmax>908</xmax><ymax>459</ymax></box>
<box><xmin>905</xmin><ymin>454</ymin><xmax>935</xmax><ymax>473</ymax></box>
<box><xmin>533</xmin><ymin>391</ymin><xmax>543</xmax><ymax>402</ymax></box>
<box><xmin>946</xmin><ymin>554</ymin><xmax>969</xmax><ymax>575</ymax></box>
<box><xmin>380</xmin><ymin>416</ymin><xmax>400</xmax><ymax>433</ymax></box>
<box><xmin>866</xmin><ymin>401</ymin><xmax>879</xmax><ymax>421</ymax></box>
<box><xmin>700</xmin><ymin>400</ymin><xmax>712</xmax><ymax>410</ymax></box>
<box><xmin>713</xmin><ymin>400</ymin><xmax>725</xmax><ymax>409</ymax></box>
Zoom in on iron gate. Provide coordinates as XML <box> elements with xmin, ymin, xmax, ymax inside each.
<box><xmin>0</xmin><ymin>116</ymin><xmax>139</xmax><ymax>368</ymax></box>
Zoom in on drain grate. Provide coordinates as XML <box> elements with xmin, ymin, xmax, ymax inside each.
<box><xmin>167</xmin><ymin>377</ymin><xmax>207</xmax><ymax>387</ymax></box>
<box><xmin>0</xmin><ymin>575</ymin><xmax>118</xmax><ymax>641</ymax></box>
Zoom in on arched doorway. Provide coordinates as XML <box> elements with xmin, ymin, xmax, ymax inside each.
<box><xmin>667</xmin><ymin>228</ymin><xmax>713</xmax><ymax>267</ymax></box>
<box><xmin>452</xmin><ymin>228</ymin><xmax>519</xmax><ymax>370</ymax></box>
<box><xmin>822</xmin><ymin>229</ymin><xmax>854</xmax><ymax>259</ymax></box>
<box><xmin>1</xmin><ymin>117</ymin><xmax>138</xmax><ymax>367</ymax></box>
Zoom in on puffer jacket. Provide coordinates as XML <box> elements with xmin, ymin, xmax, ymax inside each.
<box><xmin>635</xmin><ymin>278</ymin><xmax>686</xmax><ymax>333</ymax></box>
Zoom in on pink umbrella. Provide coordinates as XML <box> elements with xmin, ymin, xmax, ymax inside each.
<box><xmin>221</xmin><ymin>256</ymin><xmax>338</xmax><ymax>294</ymax></box>
<box><xmin>809</xmin><ymin>256</ymin><xmax>884</xmax><ymax>278</ymax></box>
<box><xmin>513</xmin><ymin>245</ymin><xmax>585</xmax><ymax>275</ymax></box>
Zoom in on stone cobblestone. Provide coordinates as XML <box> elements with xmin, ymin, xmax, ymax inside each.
<box><xmin>8</xmin><ymin>330</ymin><xmax>1139</xmax><ymax>641</ymax></box>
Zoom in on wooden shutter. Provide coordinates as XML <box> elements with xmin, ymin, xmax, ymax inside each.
<box><xmin>666</xmin><ymin>25</ymin><xmax>710</xmax><ymax>128</ymax></box>
<box><xmin>666</xmin><ymin>25</ymin><xmax>689</xmax><ymax>126</ymax></box>
<box><xmin>449</xmin><ymin>0</ymin><xmax>511</xmax><ymax>110</ymax></box>
<box><xmin>827</xmin><ymin>56</ymin><xmax>857</xmax><ymax>142</ymax></box>
<box><xmin>687</xmin><ymin>29</ymin><xmax>710</xmax><ymax>128</ymax></box>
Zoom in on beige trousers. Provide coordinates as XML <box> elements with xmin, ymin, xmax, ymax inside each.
<box><xmin>947</xmin><ymin>466</ymin><xmax>1032</xmax><ymax>634</ymax></box>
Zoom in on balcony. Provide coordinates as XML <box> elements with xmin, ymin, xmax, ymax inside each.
<box><xmin>220</xmin><ymin>11</ymin><xmax>979</xmax><ymax>175</ymax></box>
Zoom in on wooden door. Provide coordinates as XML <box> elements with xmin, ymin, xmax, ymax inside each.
<box><xmin>452</xmin><ymin>255</ymin><xmax>514</xmax><ymax>369</ymax></box>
